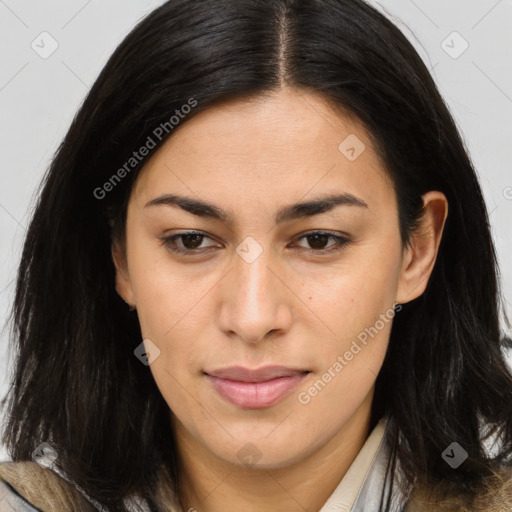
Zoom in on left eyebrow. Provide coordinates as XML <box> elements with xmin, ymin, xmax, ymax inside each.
<box><xmin>144</xmin><ymin>192</ymin><xmax>369</xmax><ymax>226</ymax></box>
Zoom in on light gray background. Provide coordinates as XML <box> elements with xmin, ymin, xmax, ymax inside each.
<box><xmin>1</xmin><ymin>0</ymin><xmax>511</xmax><ymax>461</ymax></box>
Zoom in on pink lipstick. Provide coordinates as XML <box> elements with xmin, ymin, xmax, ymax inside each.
<box><xmin>205</xmin><ymin>365</ymin><xmax>309</xmax><ymax>409</ymax></box>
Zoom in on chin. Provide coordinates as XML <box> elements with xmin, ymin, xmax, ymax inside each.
<box><xmin>209</xmin><ymin>436</ymin><xmax>314</xmax><ymax>471</ymax></box>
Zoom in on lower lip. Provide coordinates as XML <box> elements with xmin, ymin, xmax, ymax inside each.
<box><xmin>206</xmin><ymin>373</ymin><xmax>308</xmax><ymax>409</ymax></box>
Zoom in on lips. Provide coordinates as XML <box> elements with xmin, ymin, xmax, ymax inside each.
<box><xmin>205</xmin><ymin>365</ymin><xmax>310</xmax><ymax>409</ymax></box>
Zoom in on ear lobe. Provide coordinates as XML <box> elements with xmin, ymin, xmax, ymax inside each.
<box><xmin>111</xmin><ymin>241</ymin><xmax>135</xmax><ymax>306</ymax></box>
<box><xmin>396</xmin><ymin>191</ymin><xmax>448</xmax><ymax>304</ymax></box>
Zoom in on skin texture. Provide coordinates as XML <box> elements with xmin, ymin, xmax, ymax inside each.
<box><xmin>112</xmin><ymin>87</ymin><xmax>448</xmax><ymax>512</ymax></box>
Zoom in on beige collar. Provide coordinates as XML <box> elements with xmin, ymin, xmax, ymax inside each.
<box><xmin>318</xmin><ymin>416</ymin><xmax>387</xmax><ymax>512</ymax></box>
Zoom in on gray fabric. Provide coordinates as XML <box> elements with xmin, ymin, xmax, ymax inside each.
<box><xmin>0</xmin><ymin>480</ymin><xmax>41</xmax><ymax>512</ymax></box>
<box><xmin>350</xmin><ymin>417</ymin><xmax>410</xmax><ymax>512</ymax></box>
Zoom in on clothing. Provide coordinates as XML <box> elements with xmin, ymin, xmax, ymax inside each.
<box><xmin>319</xmin><ymin>415</ymin><xmax>407</xmax><ymax>511</ymax></box>
<box><xmin>0</xmin><ymin>415</ymin><xmax>412</xmax><ymax>512</ymax></box>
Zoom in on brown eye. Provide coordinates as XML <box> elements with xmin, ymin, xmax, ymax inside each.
<box><xmin>160</xmin><ymin>231</ymin><xmax>219</xmax><ymax>254</ymax></box>
<box><xmin>303</xmin><ymin>233</ymin><xmax>330</xmax><ymax>250</ymax></box>
<box><xmin>178</xmin><ymin>233</ymin><xmax>204</xmax><ymax>249</ymax></box>
<box><xmin>159</xmin><ymin>230</ymin><xmax>351</xmax><ymax>257</ymax></box>
<box><xmin>295</xmin><ymin>231</ymin><xmax>351</xmax><ymax>253</ymax></box>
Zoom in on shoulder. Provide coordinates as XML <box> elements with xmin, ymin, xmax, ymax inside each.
<box><xmin>474</xmin><ymin>469</ymin><xmax>512</xmax><ymax>511</ymax></box>
<box><xmin>0</xmin><ymin>461</ymin><xmax>96</xmax><ymax>511</ymax></box>
<box><xmin>405</xmin><ymin>468</ymin><xmax>512</xmax><ymax>512</ymax></box>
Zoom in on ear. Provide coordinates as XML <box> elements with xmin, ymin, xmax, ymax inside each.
<box><xmin>111</xmin><ymin>240</ymin><xmax>136</xmax><ymax>308</ymax></box>
<box><xmin>396</xmin><ymin>191</ymin><xmax>448</xmax><ymax>304</ymax></box>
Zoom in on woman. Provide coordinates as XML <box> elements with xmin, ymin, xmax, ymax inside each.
<box><xmin>1</xmin><ymin>0</ymin><xmax>511</xmax><ymax>510</ymax></box>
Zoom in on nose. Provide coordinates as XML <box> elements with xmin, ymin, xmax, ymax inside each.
<box><xmin>217</xmin><ymin>243</ymin><xmax>293</xmax><ymax>345</ymax></box>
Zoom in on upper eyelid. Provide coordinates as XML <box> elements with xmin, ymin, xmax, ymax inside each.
<box><xmin>168</xmin><ymin>229</ymin><xmax>346</xmax><ymax>239</ymax></box>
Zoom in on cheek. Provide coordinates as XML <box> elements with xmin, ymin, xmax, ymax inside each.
<box><xmin>296</xmin><ymin>306</ymin><xmax>393</xmax><ymax>427</ymax></box>
<box><xmin>297</xmin><ymin>246</ymin><xmax>400</xmax><ymax>400</ymax></box>
<box><xmin>128</xmin><ymin>240</ymin><xmax>214</xmax><ymax>340</ymax></box>
<box><xmin>303</xmin><ymin>249</ymin><xmax>401</xmax><ymax>340</ymax></box>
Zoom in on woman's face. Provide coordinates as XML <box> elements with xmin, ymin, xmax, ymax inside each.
<box><xmin>113</xmin><ymin>87</ymin><xmax>445</xmax><ymax>469</ymax></box>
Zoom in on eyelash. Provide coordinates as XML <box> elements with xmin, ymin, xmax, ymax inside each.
<box><xmin>158</xmin><ymin>230</ymin><xmax>351</xmax><ymax>256</ymax></box>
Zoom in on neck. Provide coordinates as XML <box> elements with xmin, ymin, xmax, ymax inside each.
<box><xmin>174</xmin><ymin>391</ymin><xmax>375</xmax><ymax>512</ymax></box>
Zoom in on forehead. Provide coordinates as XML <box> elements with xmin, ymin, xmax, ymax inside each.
<box><xmin>130</xmin><ymin>88</ymin><xmax>396</xmax><ymax>219</ymax></box>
